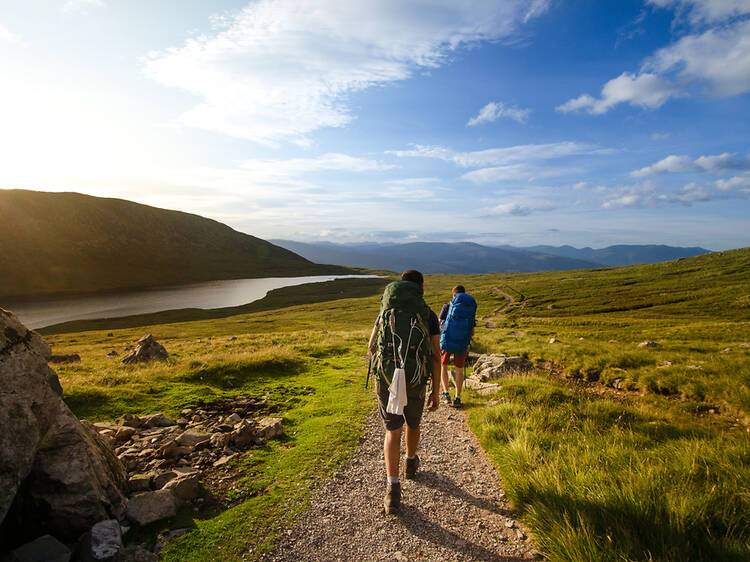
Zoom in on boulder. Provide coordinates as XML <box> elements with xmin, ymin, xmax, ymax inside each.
<box><xmin>121</xmin><ymin>334</ymin><xmax>168</xmax><ymax>364</ymax></box>
<box><xmin>162</xmin><ymin>473</ymin><xmax>200</xmax><ymax>503</ymax></box>
<box><xmin>152</xmin><ymin>471</ymin><xmax>178</xmax><ymax>490</ymax></box>
<box><xmin>140</xmin><ymin>413</ymin><xmax>175</xmax><ymax>428</ymax></box>
<box><xmin>470</xmin><ymin>354</ymin><xmax>533</xmax><ymax>382</ymax></box>
<box><xmin>10</xmin><ymin>534</ymin><xmax>71</xmax><ymax>562</ymax></box>
<box><xmin>638</xmin><ymin>340</ymin><xmax>660</xmax><ymax>348</ymax></box>
<box><xmin>231</xmin><ymin>420</ymin><xmax>260</xmax><ymax>448</ymax></box>
<box><xmin>127</xmin><ymin>476</ymin><xmax>152</xmax><ymax>493</ymax></box>
<box><xmin>0</xmin><ymin>309</ymin><xmax>126</xmax><ymax>546</ymax></box>
<box><xmin>119</xmin><ymin>544</ymin><xmax>157</xmax><ymax>562</ymax></box>
<box><xmin>80</xmin><ymin>519</ymin><xmax>122</xmax><ymax>562</ymax></box>
<box><xmin>257</xmin><ymin>417</ymin><xmax>283</xmax><ymax>440</ymax></box>
<box><xmin>126</xmin><ymin>490</ymin><xmax>176</xmax><ymax>526</ymax></box>
<box><xmin>175</xmin><ymin>431</ymin><xmax>211</xmax><ymax>449</ymax></box>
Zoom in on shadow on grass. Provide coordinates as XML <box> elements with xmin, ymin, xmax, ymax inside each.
<box><xmin>178</xmin><ymin>357</ymin><xmax>304</xmax><ymax>390</ymax></box>
<box><xmin>523</xmin><ymin>489</ymin><xmax>748</xmax><ymax>562</ymax></box>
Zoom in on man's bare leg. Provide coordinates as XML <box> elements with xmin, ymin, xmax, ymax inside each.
<box><xmin>405</xmin><ymin>426</ymin><xmax>420</xmax><ymax>458</ymax></box>
<box><xmin>440</xmin><ymin>363</ymin><xmax>450</xmax><ymax>394</ymax></box>
<box><xmin>455</xmin><ymin>366</ymin><xmax>465</xmax><ymax>398</ymax></box>
<box><xmin>384</xmin><ymin>427</ymin><xmax>402</xmax><ymax>477</ymax></box>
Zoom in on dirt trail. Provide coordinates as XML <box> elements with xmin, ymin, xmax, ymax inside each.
<box><xmin>482</xmin><ymin>287</ymin><xmax>517</xmax><ymax>329</ymax></box>
<box><xmin>266</xmin><ymin>403</ymin><xmax>536</xmax><ymax>561</ymax></box>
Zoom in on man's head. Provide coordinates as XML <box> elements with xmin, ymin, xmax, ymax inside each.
<box><xmin>401</xmin><ymin>270</ymin><xmax>424</xmax><ymax>288</ymax></box>
<box><xmin>453</xmin><ymin>285</ymin><xmax>465</xmax><ymax>296</ymax></box>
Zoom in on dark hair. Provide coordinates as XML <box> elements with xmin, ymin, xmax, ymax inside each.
<box><xmin>453</xmin><ymin>285</ymin><xmax>465</xmax><ymax>294</ymax></box>
<box><xmin>401</xmin><ymin>270</ymin><xmax>424</xmax><ymax>287</ymax></box>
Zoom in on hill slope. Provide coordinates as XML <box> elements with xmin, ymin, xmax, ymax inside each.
<box><xmin>270</xmin><ymin>240</ymin><xmax>601</xmax><ymax>273</ymax></box>
<box><xmin>0</xmin><ymin>190</ymin><xmax>350</xmax><ymax>299</ymax></box>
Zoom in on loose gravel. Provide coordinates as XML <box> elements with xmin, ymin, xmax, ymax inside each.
<box><xmin>266</xmin><ymin>399</ymin><xmax>538</xmax><ymax>561</ymax></box>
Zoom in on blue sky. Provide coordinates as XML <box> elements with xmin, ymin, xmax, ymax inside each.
<box><xmin>1</xmin><ymin>0</ymin><xmax>748</xmax><ymax>250</ymax></box>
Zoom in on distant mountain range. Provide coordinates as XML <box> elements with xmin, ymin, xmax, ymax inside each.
<box><xmin>270</xmin><ymin>240</ymin><xmax>711</xmax><ymax>274</ymax></box>
<box><xmin>0</xmin><ymin>190</ymin><xmax>351</xmax><ymax>300</ymax></box>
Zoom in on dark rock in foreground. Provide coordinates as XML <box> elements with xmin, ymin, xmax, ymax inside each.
<box><xmin>0</xmin><ymin>309</ymin><xmax>127</xmax><ymax>547</ymax></box>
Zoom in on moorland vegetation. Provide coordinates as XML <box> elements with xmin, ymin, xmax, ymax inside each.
<box><xmin>40</xmin><ymin>247</ymin><xmax>749</xmax><ymax>560</ymax></box>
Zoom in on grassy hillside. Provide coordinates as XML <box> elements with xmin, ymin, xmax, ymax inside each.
<box><xmin>0</xmin><ymin>190</ymin><xmax>351</xmax><ymax>299</ymax></box>
<box><xmin>41</xmin><ymin>249</ymin><xmax>749</xmax><ymax>560</ymax></box>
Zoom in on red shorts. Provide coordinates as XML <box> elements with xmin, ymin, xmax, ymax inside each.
<box><xmin>440</xmin><ymin>350</ymin><xmax>466</xmax><ymax>368</ymax></box>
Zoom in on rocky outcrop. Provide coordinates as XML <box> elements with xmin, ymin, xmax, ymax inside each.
<box><xmin>121</xmin><ymin>334</ymin><xmax>168</xmax><ymax>364</ymax></box>
<box><xmin>463</xmin><ymin>354</ymin><xmax>534</xmax><ymax>394</ymax></box>
<box><xmin>0</xmin><ymin>309</ymin><xmax>127</xmax><ymax>547</ymax></box>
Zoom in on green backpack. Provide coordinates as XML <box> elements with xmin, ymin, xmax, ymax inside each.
<box><xmin>372</xmin><ymin>280</ymin><xmax>432</xmax><ymax>388</ymax></box>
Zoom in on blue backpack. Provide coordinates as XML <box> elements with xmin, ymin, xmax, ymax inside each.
<box><xmin>440</xmin><ymin>293</ymin><xmax>477</xmax><ymax>354</ymax></box>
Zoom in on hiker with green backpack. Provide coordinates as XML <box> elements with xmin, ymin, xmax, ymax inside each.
<box><xmin>367</xmin><ymin>270</ymin><xmax>441</xmax><ymax>515</ymax></box>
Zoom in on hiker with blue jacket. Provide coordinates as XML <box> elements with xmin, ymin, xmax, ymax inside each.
<box><xmin>439</xmin><ymin>285</ymin><xmax>477</xmax><ymax>408</ymax></box>
<box><xmin>367</xmin><ymin>270</ymin><xmax>441</xmax><ymax>515</ymax></box>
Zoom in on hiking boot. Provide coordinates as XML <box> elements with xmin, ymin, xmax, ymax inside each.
<box><xmin>453</xmin><ymin>396</ymin><xmax>463</xmax><ymax>409</ymax></box>
<box><xmin>443</xmin><ymin>392</ymin><xmax>452</xmax><ymax>406</ymax></box>
<box><xmin>405</xmin><ymin>455</ymin><xmax>420</xmax><ymax>479</ymax></box>
<box><xmin>384</xmin><ymin>482</ymin><xmax>401</xmax><ymax>515</ymax></box>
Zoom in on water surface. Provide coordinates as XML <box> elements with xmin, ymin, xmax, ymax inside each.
<box><xmin>4</xmin><ymin>275</ymin><xmax>376</xmax><ymax>329</ymax></box>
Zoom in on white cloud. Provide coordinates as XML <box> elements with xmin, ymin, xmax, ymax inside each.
<box><xmin>144</xmin><ymin>0</ymin><xmax>550</xmax><ymax>145</ymax></box>
<box><xmin>389</xmin><ymin>141</ymin><xmax>605</xmax><ymax>167</ymax></box>
<box><xmin>631</xmin><ymin>152</ymin><xmax>750</xmax><ymax>176</ymax></box>
<box><xmin>645</xmin><ymin>19</ymin><xmax>750</xmax><ymax>97</ymax></box>
<box><xmin>648</xmin><ymin>0</ymin><xmax>750</xmax><ymax>25</ymax></box>
<box><xmin>0</xmin><ymin>23</ymin><xmax>18</xmax><ymax>43</ymax></box>
<box><xmin>467</xmin><ymin>101</ymin><xmax>531</xmax><ymax>125</ymax></box>
<box><xmin>557</xmin><ymin>72</ymin><xmax>682</xmax><ymax>114</ymax></box>
<box><xmin>601</xmin><ymin>183</ymin><xmax>659</xmax><ymax>209</ymax></box>
<box><xmin>238</xmin><ymin>153</ymin><xmax>394</xmax><ymax>175</ymax></box>
<box><xmin>63</xmin><ymin>0</ymin><xmax>105</xmax><ymax>13</ymax></box>
<box><xmin>559</xmin><ymin>12</ymin><xmax>750</xmax><ymax>114</ymax></box>
<box><xmin>488</xmin><ymin>203</ymin><xmax>534</xmax><ymax>216</ymax></box>
<box><xmin>651</xmin><ymin>132</ymin><xmax>671</xmax><ymax>140</ymax></box>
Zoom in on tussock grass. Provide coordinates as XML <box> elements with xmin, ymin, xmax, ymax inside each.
<box><xmin>469</xmin><ymin>376</ymin><xmax>750</xmax><ymax>561</ymax></box>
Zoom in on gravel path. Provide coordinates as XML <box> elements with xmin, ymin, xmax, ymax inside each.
<box><xmin>266</xmin><ymin>399</ymin><xmax>537</xmax><ymax>561</ymax></box>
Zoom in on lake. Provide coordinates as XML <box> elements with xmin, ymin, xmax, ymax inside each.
<box><xmin>4</xmin><ymin>275</ymin><xmax>377</xmax><ymax>329</ymax></box>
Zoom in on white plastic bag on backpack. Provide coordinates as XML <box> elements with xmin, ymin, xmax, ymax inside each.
<box><xmin>386</xmin><ymin>367</ymin><xmax>408</xmax><ymax>415</ymax></box>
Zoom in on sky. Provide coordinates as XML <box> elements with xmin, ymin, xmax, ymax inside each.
<box><xmin>1</xmin><ymin>0</ymin><xmax>749</xmax><ymax>250</ymax></box>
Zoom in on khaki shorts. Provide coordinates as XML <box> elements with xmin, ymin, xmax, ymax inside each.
<box><xmin>376</xmin><ymin>380</ymin><xmax>427</xmax><ymax>431</ymax></box>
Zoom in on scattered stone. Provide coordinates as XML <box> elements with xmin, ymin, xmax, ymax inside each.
<box><xmin>176</xmin><ymin>417</ymin><xmax>189</xmax><ymax>426</ymax></box>
<box><xmin>638</xmin><ymin>340</ymin><xmax>660</xmax><ymax>348</ymax></box>
<box><xmin>257</xmin><ymin>417</ymin><xmax>283</xmax><ymax>440</ymax></box>
<box><xmin>121</xmin><ymin>334</ymin><xmax>168</xmax><ymax>364</ymax></box>
<box><xmin>162</xmin><ymin>473</ymin><xmax>201</xmax><ymax>503</ymax></box>
<box><xmin>548</xmin><ymin>338</ymin><xmax>560</xmax><ymax>344</ymax></box>
<box><xmin>48</xmin><ymin>353</ymin><xmax>81</xmax><ymax>364</ymax></box>
<box><xmin>469</xmin><ymin>354</ymin><xmax>533</xmax><ymax>383</ymax></box>
<box><xmin>210</xmin><ymin>432</ymin><xmax>231</xmax><ymax>449</ymax></box>
<box><xmin>739</xmin><ymin>343</ymin><xmax>750</xmax><ymax>348</ymax></box>
<box><xmin>127</xmin><ymin>475</ymin><xmax>151</xmax><ymax>493</ymax></box>
<box><xmin>125</xmin><ymin>490</ymin><xmax>176</xmax><ymax>526</ymax></box>
<box><xmin>84</xmin><ymin>519</ymin><xmax>122</xmax><ymax>561</ymax></box>
<box><xmin>115</xmin><ymin>426</ymin><xmax>136</xmax><ymax>442</ymax></box>
<box><xmin>176</xmin><ymin>431</ymin><xmax>211</xmax><ymax>449</ymax></box>
<box><xmin>140</xmin><ymin>413</ymin><xmax>175</xmax><ymax>428</ymax></box>
<box><xmin>107</xmin><ymin>333</ymin><xmax>114</xmax><ymax>337</ymax></box>
<box><xmin>10</xmin><ymin>534</ymin><xmax>72</xmax><ymax>562</ymax></box>
<box><xmin>722</xmin><ymin>347</ymin><xmax>732</xmax><ymax>353</ymax></box>
<box><xmin>152</xmin><ymin>471</ymin><xmax>178</xmax><ymax>490</ymax></box>
<box><xmin>232</xmin><ymin>419</ymin><xmax>260</xmax><ymax>448</ymax></box>
<box><xmin>228</xmin><ymin>336</ymin><xmax>238</xmax><ymax>342</ymax></box>
<box><xmin>119</xmin><ymin>414</ymin><xmax>142</xmax><ymax>428</ymax></box>
<box><xmin>608</xmin><ymin>339</ymin><xmax>618</xmax><ymax>343</ymax></box>
<box><xmin>213</xmin><ymin>453</ymin><xmax>238</xmax><ymax>468</ymax></box>
<box><xmin>106</xmin><ymin>350</ymin><xmax>119</xmax><ymax>358</ymax></box>
<box><xmin>225</xmin><ymin>413</ymin><xmax>242</xmax><ymax>424</ymax></box>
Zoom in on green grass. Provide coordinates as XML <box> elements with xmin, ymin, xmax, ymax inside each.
<box><xmin>467</xmin><ymin>376</ymin><xmax>750</xmax><ymax>561</ymax></box>
<box><xmin>44</xmin><ymin>248</ymin><xmax>750</xmax><ymax>560</ymax></box>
